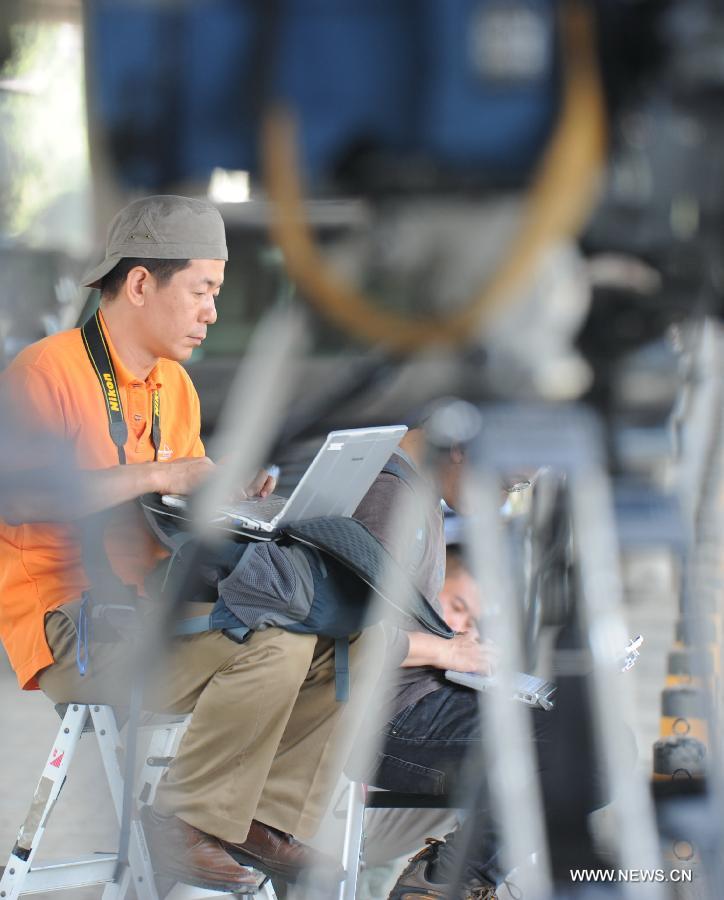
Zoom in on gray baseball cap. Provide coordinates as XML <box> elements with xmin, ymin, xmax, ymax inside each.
<box><xmin>80</xmin><ymin>194</ymin><xmax>228</xmax><ymax>289</ymax></box>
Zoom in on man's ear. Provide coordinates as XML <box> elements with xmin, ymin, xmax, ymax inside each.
<box><xmin>125</xmin><ymin>266</ymin><xmax>152</xmax><ymax>308</ymax></box>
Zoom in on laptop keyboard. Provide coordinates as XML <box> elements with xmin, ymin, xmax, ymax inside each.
<box><xmin>224</xmin><ymin>493</ymin><xmax>288</xmax><ymax>522</ymax></box>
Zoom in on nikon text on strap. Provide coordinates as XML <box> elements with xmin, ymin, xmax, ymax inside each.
<box><xmin>81</xmin><ymin>309</ymin><xmax>160</xmax><ymax>464</ymax></box>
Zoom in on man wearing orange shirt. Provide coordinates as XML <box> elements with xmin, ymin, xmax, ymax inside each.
<box><xmin>0</xmin><ymin>195</ymin><xmax>350</xmax><ymax>893</ymax></box>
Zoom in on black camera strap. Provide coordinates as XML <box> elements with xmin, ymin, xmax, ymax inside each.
<box><xmin>78</xmin><ymin>307</ymin><xmax>163</xmax><ymax>606</ymax></box>
<box><xmin>81</xmin><ymin>309</ymin><xmax>161</xmax><ymax>464</ymax></box>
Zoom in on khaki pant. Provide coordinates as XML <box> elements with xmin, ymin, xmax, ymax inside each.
<box><xmin>39</xmin><ymin>611</ymin><xmax>379</xmax><ymax>843</ymax></box>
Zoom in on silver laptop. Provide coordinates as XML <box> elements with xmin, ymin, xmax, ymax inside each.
<box><xmin>444</xmin><ymin>635</ymin><xmax>643</xmax><ymax>711</ymax></box>
<box><xmin>162</xmin><ymin>425</ymin><xmax>407</xmax><ymax>533</ymax></box>
<box><xmin>445</xmin><ymin>670</ymin><xmax>558</xmax><ymax>711</ymax></box>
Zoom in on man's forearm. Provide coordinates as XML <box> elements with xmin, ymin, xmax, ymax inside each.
<box><xmin>401</xmin><ymin>631</ymin><xmax>448</xmax><ymax>669</ymax></box>
<box><xmin>79</xmin><ymin>462</ymin><xmax>167</xmax><ymax>519</ymax></box>
<box><xmin>402</xmin><ymin>630</ymin><xmax>493</xmax><ymax>674</ymax></box>
<box><xmin>2</xmin><ymin>461</ymin><xmax>164</xmax><ymax>524</ymax></box>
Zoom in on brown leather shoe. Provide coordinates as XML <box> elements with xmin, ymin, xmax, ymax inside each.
<box><xmin>140</xmin><ymin>805</ymin><xmax>261</xmax><ymax>894</ymax></box>
<box><xmin>387</xmin><ymin>838</ymin><xmax>497</xmax><ymax>900</ymax></box>
<box><xmin>222</xmin><ymin>819</ymin><xmax>345</xmax><ymax>883</ymax></box>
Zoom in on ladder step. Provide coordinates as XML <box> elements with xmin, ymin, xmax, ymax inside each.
<box><xmin>9</xmin><ymin>855</ymin><xmax>118</xmax><ymax>894</ymax></box>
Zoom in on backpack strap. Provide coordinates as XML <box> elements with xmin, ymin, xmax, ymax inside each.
<box><xmin>381</xmin><ymin>452</ymin><xmax>421</xmax><ymax>488</ymax></box>
<box><xmin>283</xmin><ymin>517</ymin><xmax>453</xmax><ymax>639</ymax></box>
<box><xmin>334</xmin><ymin>637</ymin><xmax>350</xmax><ymax>702</ymax></box>
<box><xmin>176</xmin><ymin>598</ymin><xmax>251</xmax><ymax>644</ymax></box>
<box><xmin>174</xmin><ymin>615</ymin><xmax>214</xmax><ymax>636</ymax></box>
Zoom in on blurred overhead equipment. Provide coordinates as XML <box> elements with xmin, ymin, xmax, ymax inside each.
<box><xmin>86</xmin><ymin>0</ymin><xmax>562</xmax><ymax>192</ymax></box>
<box><xmin>262</xmin><ymin>0</ymin><xmax>604</xmax><ymax>352</ymax></box>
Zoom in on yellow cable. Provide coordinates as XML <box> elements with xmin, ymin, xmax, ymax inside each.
<box><xmin>263</xmin><ymin>0</ymin><xmax>606</xmax><ymax>354</ymax></box>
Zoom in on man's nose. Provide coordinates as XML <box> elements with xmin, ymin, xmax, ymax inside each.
<box><xmin>201</xmin><ymin>296</ymin><xmax>217</xmax><ymax>324</ymax></box>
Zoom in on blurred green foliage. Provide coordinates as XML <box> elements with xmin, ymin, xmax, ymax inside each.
<box><xmin>0</xmin><ymin>20</ymin><xmax>89</xmax><ymax>249</ymax></box>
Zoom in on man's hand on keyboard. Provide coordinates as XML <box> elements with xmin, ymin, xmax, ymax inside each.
<box><xmin>156</xmin><ymin>456</ymin><xmax>216</xmax><ymax>496</ymax></box>
<box><xmin>439</xmin><ymin>633</ymin><xmax>500</xmax><ymax>677</ymax></box>
<box><xmin>239</xmin><ymin>467</ymin><xmax>278</xmax><ymax>500</ymax></box>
